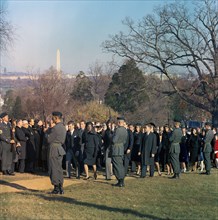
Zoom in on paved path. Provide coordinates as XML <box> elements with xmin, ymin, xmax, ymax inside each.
<box><xmin>0</xmin><ymin>173</ymin><xmax>84</xmax><ymax>194</ymax></box>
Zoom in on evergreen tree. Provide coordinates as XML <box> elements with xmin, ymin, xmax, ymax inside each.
<box><xmin>105</xmin><ymin>60</ymin><xmax>148</xmax><ymax>113</ymax></box>
<box><xmin>12</xmin><ymin>96</ymin><xmax>25</xmax><ymax>119</ymax></box>
<box><xmin>71</xmin><ymin>71</ymin><xmax>94</xmax><ymax>103</ymax></box>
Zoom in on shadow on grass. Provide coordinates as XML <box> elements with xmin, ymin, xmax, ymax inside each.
<box><xmin>18</xmin><ymin>191</ymin><xmax>166</xmax><ymax>219</ymax></box>
<box><xmin>0</xmin><ymin>180</ymin><xmax>39</xmax><ymax>192</ymax></box>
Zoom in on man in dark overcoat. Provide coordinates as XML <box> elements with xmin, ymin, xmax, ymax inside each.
<box><xmin>15</xmin><ymin>119</ymin><xmax>27</xmax><ymax>173</ymax></box>
<box><xmin>169</xmin><ymin>120</ymin><xmax>182</xmax><ymax>179</ymax></box>
<box><xmin>22</xmin><ymin>120</ymin><xmax>36</xmax><ymax>173</ymax></box>
<box><xmin>111</xmin><ymin>117</ymin><xmax>128</xmax><ymax>187</ymax></box>
<box><xmin>124</xmin><ymin>123</ymin><xmax>134</xmax><ymax>176</ymax></box>
<box><xmin>139</xmin><ymin>123</ymin><xmax>157</xmax><ymax>178</ymax></box>
<box><xmin>65</xmin><ymin>120</ymin><xmax>81</xmax><ymax>179</ymax></box>
<box><xmin>203</xmin><ymin>122</ymin><xmax>214</xmax><ymax>175</ymax></box>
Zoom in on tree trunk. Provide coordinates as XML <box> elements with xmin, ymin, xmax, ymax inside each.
<box><xmin>212</xmin><ymin>109</ymin><xmax>218</xmax><ymax>128</ymax></box>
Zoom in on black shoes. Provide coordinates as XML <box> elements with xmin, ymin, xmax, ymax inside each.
<box><xmin>2</xmin><ymin>171</ymin><xmax>8</xmax><ymax>175</ymax></box>
<box><xmin>94</xmin><ymin>172</ymin><xmax>97</xmax><ymax>180</ymax></box>
<box><xmin>113</xmin><ymin>179</ymin><xmax>125</xmax><ymax>187</ymax></box>
<box><xmin>170</xmin><ymin>174</ymin><xmax>180</xmax><ymax>179</ymax></box>
<box><xmin>59</xmin><ymin>184</ymin><xmax>64</xmax><ymax>194</ymax></box>
<box><xmin>2</xmin><ymin>170</ymin><xmax>15</xmax><ymax>176</ymax></box>
<box><xmin>50</xmin><ymin>185</ymin><xmax>64</xmax><ymax>195</ymax></box>
<box><xmin>201</xmin><ymin>171</ymin><xmax>211</xmax><ymax>175</ymax></box>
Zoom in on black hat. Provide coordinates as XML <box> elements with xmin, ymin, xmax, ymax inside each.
<box><xmin>0</xmin><ymin>112</ymin><xmax>8</xmax><ymax>119</ymax></box>
<box><xmin>173</xmin><ymin>118</ymin><xmax>180</xmax><ymax>123</ymax></box>
<box><xmin>52</xmin><ymin>111</ymin><xmax>62</xmax><ymax>118</ymax></box>
<box><xmin>205</xmin><ymin>122</ymin><xmax>212</xmax><ymax>127</ymax></box>
<box><xmin>117</xmin><ymin>116</ymin><xmax>125</xmax><ymax>121</ymax></box>
<box><xmin>86</xmin><ymin>121</ymin><xmax>93</xmax><ymax>127</ymax></box>
<box><xmin>149</xmin><ymin>122</ymin><xmax>156</xmax><ymax>127</ymax></box>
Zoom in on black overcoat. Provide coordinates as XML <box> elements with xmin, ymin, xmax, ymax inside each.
<box><xmin>22</xmin><ymin>127</ymin><xmax>36</xmax><ymax>161</ymax></box>
<box><xmin>82</xmin><ymin>130</ymin><xmax>99</xmax><ymax>165</ymax></box>
<box><xmin>15</xmin><ymin>126</ymin><xmax>27</xmax><ymax>160</ymax></box>
<box><xmin>140</xmin><ymin>132</ymin><xmax>157</xmax><ymax>165</ymax></box>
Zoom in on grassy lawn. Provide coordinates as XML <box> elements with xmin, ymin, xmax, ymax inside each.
<box><xmin>0</xmin><ymin>169</ymin><xmax>217</xmax><ymax>220</ymax></box>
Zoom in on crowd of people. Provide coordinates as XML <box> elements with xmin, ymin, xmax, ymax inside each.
<box><xmin>0</xmin><ymin>111</ymin><xmax>217</xmax><ymax>194</ymax></box>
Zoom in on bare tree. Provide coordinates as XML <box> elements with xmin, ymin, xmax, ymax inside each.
<box><xmin>0</xmin><ymin>1</ymin><xmax>14</xmax><ymax>52</ymax></box>
<box><xmin>103</xmin><ymin>0</ymin><xmax>218</xmax><ymax>125</ymax></box>
<box><xmin>88</xmin><ymin>61</ymin><xmax>111</xmax><ymax>102</ymax></box>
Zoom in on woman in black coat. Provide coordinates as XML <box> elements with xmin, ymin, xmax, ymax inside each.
<box><xmin>82</xmin><ymin>122</ymin><xmax>99</xmax><ymax>179</ymax></box>
<box><xmin>189</xmin><ymin>128</ymin><xmax>200</xmax><ymax>171</ymax></box>
<box><xmin>131</xmin><ymin>124</ymin><xmax>143</xmax><ymax>175</ymax></box>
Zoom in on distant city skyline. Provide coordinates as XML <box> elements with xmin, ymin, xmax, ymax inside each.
<box><xmin>1</xmin><ymin>0</ymin><xmax>194</xmax><ymax>74</ymax></box>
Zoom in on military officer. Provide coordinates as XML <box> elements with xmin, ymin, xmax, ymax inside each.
<box><xmin>46</xmin><ymin>112</ymin><xmax>66</xmax><ymax>194</ymax></box>
<box><xmin>202</xmin><ymin>122</ymin><xmax>214</xmax><ymax>175</ymax></box>
<box><xmin>0</xmin><ymin>112</ymin><xmax>16</xmax><ymax>175</ymax></box>
<box><xmin>111</xmin><ymin>116</ymin><xmax>128</xmax><ymax>187</ymax></box>
<box><xmin>169</xmin><ymin>120</ymin><xmax>182</xmax><ymax>179</ymax></box>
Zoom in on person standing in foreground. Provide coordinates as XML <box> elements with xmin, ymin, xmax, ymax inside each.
<box><xmin>202</xmin><ymin>122</ymin><xmax>214</xmax><ymax>175</ymax></box>
<box><xmin>46</xmin><ymin>112</ymin><xmax>66</xmax><ymax>194</ymax></box>
<box><xmin>0</xmin><ymin>112</ymin><xmax>16</xmax><ymax>175</ymax></box>
<box><xmin>111</xmin><ymin>117</ymin><xmax>128</xmax><ymax>187</ymax></box>
<box><xmin>169</xmin><ymin>120</ymin><xmax>182</xmax><ymax>179</ymax></box>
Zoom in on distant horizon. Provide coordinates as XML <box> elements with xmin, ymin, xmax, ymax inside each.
<box><xmin>0</xmin><ymin>0</ymin><xmax>165</xmax><ymax>74</ymax></box>
<box><xmin>1</xmin><ymin>0</ymin><xmax>194</xmax><ymax>74</ymax></box>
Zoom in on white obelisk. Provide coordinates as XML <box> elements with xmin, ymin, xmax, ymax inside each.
<box><xmin>56</xmin><ymin>49</ymin><xmax>61</xmax><ymax>77</ymax></box>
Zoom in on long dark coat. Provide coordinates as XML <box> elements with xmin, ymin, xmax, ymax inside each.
<box><xmin>82</xmin><ymin>130</ymin><xmax>99</xmax><ymax>166</ymax></box>
<box><xmin>0</xmin><ymin>122</ymin><xmax>13</xmax><ymax>170</ymax></box>
<box><xmin>103</xmin><ymin>128</ymin><xmax>114</xmax><ymax>158</ymax></box>
<box><xmin>140</xmin><ymin>132</ymin><xmax>157</xmax><ymax>165</ymax></box>
<box><xmin>15</xmin><ymin>126</ymin><xmax>27</xmax><ymax>160</ymax></box>
<box><xmin>131</xmin><ymin>131</ymin><xmax>143</xmax><ymax>162</ymax></box>
<box><xmin>22</xmin><ymin>126</ymin><xmax>36</xmax><ymax>161</ymax></box>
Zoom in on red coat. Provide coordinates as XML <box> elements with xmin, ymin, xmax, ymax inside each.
<box><xmin>214</xmin><ymin>140</ymin><xmax>218</xmax><ymax>159</ymax></box>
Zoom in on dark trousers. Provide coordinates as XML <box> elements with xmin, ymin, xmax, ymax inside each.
<box><xmin>203</xmin><ymin>152</ymin><xmax>211</xmax><ymax>172</ymax></box>
<box><xmin>170</xmin><ymin>153</ymin><xmax>180</xmax><ymax>174</ymax></box>
<box><xmin>112</xmin><ymin>156</ymin><xmax>125</xmax><ymax>180</ymax></box>
<box><xmin>131</xmin><ymin>161</ymin><xmax>136</xmax><ymax>172</ymax></box>
<box><xmin>2</xmin><ymin>145</ymin><xmax>13</xmax><ymax>171</ymax></box>
<box><xmin>18</xmin><ymin>159</ymin><xmax>25</xmax><ymax>173</ymax></box>
<box><xmin>141</xmin><ymin>158</ymin><xmax>155</xmax><ymax>177</ymax></box>
<box><xmin>105</xmin><ymin>148</ymin><xmax>112</xmax><ymax>180</ymax></box>
<box><xmin>124</xmin><ymin>153</ymin><xmax>131</xmax><ymax>175</ymax></box>
<box><xmin>26</xmin><ymin>160</ymin><xmax>35</xmax><ymax>172</ymax></box>
<box><xmin>49</xmin><ymin>155</ymin><xmax>64</xmax><ymax>186</ymax></box>
<box><xmin>66</xmin><ymin>149</ymin><xmax>80</xmax><ymax>178</ymax></box>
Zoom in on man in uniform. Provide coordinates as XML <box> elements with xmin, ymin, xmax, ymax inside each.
<box><xmin>0</xmin><ymin>112</ymin><xmax>16</xmax><ymax>175</ymax></box>
<box><xmin>46</xmin><ymin>112</ymin><xmax>66</xmax><ymax>194</ymax></box>
<box><xmin>202</xmin><ymin>122</ymin><xmax>214</xmax><ymax>175</ymax></box>
<box><xmin>111</xmin><ymin>116</ymin><xmax>128</xmax><ymax>187</ymax></box>
<box><xmin>169</xmin><ymin>120</ymin><xmax>182</xmax><ymax>179</ymax></box>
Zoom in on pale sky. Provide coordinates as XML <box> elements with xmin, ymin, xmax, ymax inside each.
<box><xmin>1</xmin><ymin>0</ymin><xmax>192</xmax><ymax>74</ymax></box>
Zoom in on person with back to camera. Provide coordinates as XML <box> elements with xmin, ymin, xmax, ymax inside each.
<box><xmin>46</xmin><ymin>112</ymin><xmax>66</xmax><ymax>194</ymax></box>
